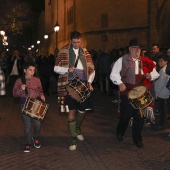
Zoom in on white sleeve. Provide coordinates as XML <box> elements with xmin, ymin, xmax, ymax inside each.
<box><xmin>110</xmin><ymin>58</ymin><xmax>123</xmax><ymax>85</ymax></box>
<box><xmin>88</xmin><ymin>71</ymin><xmax>95</xmax><ymax>83</ymax></box>
<box><xmin>54</xmin><ymin>66</ymin><xmax>68</xmax><ymax>75</ymax></box>
<box><xmin>150</xmin><ymin>68</ymin><xmax>160</xmax><ymax>81</ymax></box>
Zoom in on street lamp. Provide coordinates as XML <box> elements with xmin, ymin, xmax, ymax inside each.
<box><xmin>0</xmin><ymin>30</ymin><xmax>5</xmax><ymax>49</ymax></box>
<box><xmin>37</xmin><ymin>40</ymin><xmax>40</xmax><ymax>56</ymax></box>
<box><xmin>44</xmin><ymin>34</ymin><xmax>48</xmax><ymax>51</ymax></box>
<box><xmin>54</xmin><ymin>22</ymin><xmax>60</xmax><ymax>48</ymax></box>
<box><xmin>0</xmin><ymin>30</ymin><xmax>5</xmax><ymax>36</ymax></box>
<box><xmin>3</xmin><ymin>36</ymin><xmax>7</xmax><ymax>41</ymax></box>
<box><xmin>37</xmin><ymin>40</ymin><xmax>40</xmax><ymax>45</ymax></box>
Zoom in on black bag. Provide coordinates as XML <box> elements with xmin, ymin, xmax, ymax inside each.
<box><xmin>166</xmin><ymin>61</ymin><xmax>170</xmax><ymax>76</ymax></box>
<box><xmin>166</xmin><ymin>78</ymin><xmax>170</xmax><ymax>90</ymax></box>
<box><xmin>166</xmin><ymin>61</ymin><xmax>170</xmax><ymax>90</ymax></box>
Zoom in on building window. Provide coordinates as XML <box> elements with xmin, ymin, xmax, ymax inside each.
<box><xmin>101</xmin><ymin>13</ymin><xmax>108</xmax><ymax>28</ymax></box>
<box><xmin>67</xmin><ymin>6</ymin><xmax>74</xmax><ymax>25</ymax></box>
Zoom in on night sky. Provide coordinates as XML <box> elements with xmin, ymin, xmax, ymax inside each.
<box><xmin>0</xmin><ymin>0</ymin><xmax>45</xmax><ymax>53</ymax></box>
<box><xmin>25</xmin><ymin>0</ymin><xmax>45</xmax><ymax>13</ymax></box>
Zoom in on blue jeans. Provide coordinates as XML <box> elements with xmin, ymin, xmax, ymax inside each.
<box><xmin>21</xmin><ymin>104</ymin><xmax>41</xmax><ymax>144</ymax></box>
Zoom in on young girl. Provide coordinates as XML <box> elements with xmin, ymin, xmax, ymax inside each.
<box><xmin>13</xmin><ymin>61</ymin><xmax>45</xmax><ymax>152</ymax></box>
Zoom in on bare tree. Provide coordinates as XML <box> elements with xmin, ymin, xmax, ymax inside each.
<box><xmin>0</xmin><ymin>0</ymin><xmax>32</xmax><ymax>35</ymax></box>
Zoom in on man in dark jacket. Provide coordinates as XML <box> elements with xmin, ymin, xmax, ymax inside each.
<box><xmin>8</xmin><ymin>50</ymin><xmax>23</xmax><ymax>91</ymax></box>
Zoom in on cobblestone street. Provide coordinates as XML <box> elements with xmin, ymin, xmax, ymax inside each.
<box><xmin>0</xmin><ymin>88</ymin><xmax>170</xmax><ymax>170</ymax></box>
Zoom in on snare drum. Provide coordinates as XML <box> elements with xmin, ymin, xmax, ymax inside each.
<box><xmin>22</xmin><ymin>97</ymin><xmax>49</xmax><ymax>120</ymax></box>
<box><xmin>65</xmin><ymin>77</ymin><xmax>91</xmax><ymax>102</ymax></box>
<box><xmin>128</xmin><ymin>86</ymin><xmax>152</xmax><ymax>109</ymax></box>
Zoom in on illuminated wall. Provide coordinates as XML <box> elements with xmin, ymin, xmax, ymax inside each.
<box><xmin>44</xmin><ymin>0</ymin><xmax>167</xmax><ymax>53</ymax></box>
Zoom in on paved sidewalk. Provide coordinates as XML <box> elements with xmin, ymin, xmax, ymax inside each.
<box><xmin>0</xmin><ymin>88</ymin><xmax>170</xmax><ymax>170</ymax></box>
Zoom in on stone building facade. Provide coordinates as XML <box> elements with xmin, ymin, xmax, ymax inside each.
<box><xmin>43</xmin><ymin>0</ymin><xmax>169</xmax><ymax>54</ymax></box>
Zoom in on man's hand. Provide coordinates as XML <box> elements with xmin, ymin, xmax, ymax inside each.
<box><xmin>145</xmin><ymin>73</ymin><xmax>151</xmax><ymax>80</ymax></box>
<box><xmin>119</xmin><ymin>83</ymin><xmax>126</xmax><ymax>92</ymax></box>
<box><xmin>87</xmin><ymin>82</ymin><xmax>93</xmax><ymax>91</ymax></box>
<box><xmin>68</xmin><ymin>67</ymin><xmax>75</xmax><ymax>73</ymax></box>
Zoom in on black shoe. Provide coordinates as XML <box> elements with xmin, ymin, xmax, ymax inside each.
<box><xmin>24</xmin><ymin>144</ymin><xmax>31</xmax><ymax>153</ymax></box>
<box><xmin>134</xmin><ymin>141</ymin><xmax>144</xmax><ymax>148</ymax></box>
<box><xmin>32</xmin><ymin>137</ymin><xmax>41</xmax><ymax>148</ymax></box>
<box><xmin>117</xmin><ymin>134</ymin><xmax>123</xmax><ymax>141</ymax></box>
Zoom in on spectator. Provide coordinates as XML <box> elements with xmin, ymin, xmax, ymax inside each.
<box><xmin>154</xmin><ymin>53</ymin><xmax>169</xmax><ymax>130</ymax></box>
<box><xmin>8</xmin><ymin>50</ymin><xmax>23</xmax><ymax>92</ymax></box>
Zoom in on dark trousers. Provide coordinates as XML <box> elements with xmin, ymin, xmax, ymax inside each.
<box><xmin>10</xmin><ymin>75</ymin><xmax>20</xmax><ymax>86</ymax></box>
<box><xmin>10</xmin><ymin>75</ymin><xmax>20</xmax><ymax>93</ymax></box>
<box><xmin>40</xmin><ymin>73</ymin><xmax>51</xmax><ymax>94</ymax></box>
<box><xmin>117</xmin><ymin>95</ymin><xmax>144</xmax><ymax>143</ymax></box>
<box><xmin>99</xmin><ymin>73</ymin><xmax>111</xmax><ymax>94</ymax></box>
<box><xmin>157</xmin><ymin>98</ymin><xmax>168</xmax><ymax>126</ymax></box>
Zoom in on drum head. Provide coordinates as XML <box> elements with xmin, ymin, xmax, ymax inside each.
<box><xmin>128</xmin><ymin>86</ymin><xmax>146</xmax><ymax>99</ymax></box>
<box><xmin>66</xmin><ymin>86</ymin><xmax>81</xmax><ymax>102</ymax></box>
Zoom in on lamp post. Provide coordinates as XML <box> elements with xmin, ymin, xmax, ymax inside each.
<box><xmin>44</xmin><ymin>34</ymin><xmax>48</xmax><ymax>51</ymax></box>
<box><xmin>54</xmin><ymin>22</ymin><xmax>60</xmax><ymax>49</ymax></box>
<box><xmin>37</xmin><ymin>40</ymin><xmax>40</xmax><ymax>56</ymax></box>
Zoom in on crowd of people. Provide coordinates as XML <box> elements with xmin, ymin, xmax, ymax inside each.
<box><xmin>1</xmin><ymin>31</ymin><xmax>170</xmax><ymax>152</ymax></box>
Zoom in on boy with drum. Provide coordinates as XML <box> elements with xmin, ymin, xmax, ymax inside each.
<box><xmin>54</xmin><ymin>31</ymin><xmax>95</xmax><ymax>151</ymax></box>
<box><xmin>13</xmin><ymin>61</ymin><xmax>45</xmax><ymax>152</ymax></box>
<box><xmin>110</xmin><ymin>39</ymin><xmax>159</xmax><ymax>148</ymax></box>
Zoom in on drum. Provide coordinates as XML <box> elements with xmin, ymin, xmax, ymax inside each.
<box><xmin>22</xmin><ymin>97</ymin><xmax>49</xmax><ymax>120</ymax></box>
<box><xmin>128</xmin><ymin>86</ymin><xmax>152</xmax><ymax>109</ymax></box>
<box><xmin>65</xmin><ymin>77</ymin><xmax>91</xmax><ymax>102</ymax></box>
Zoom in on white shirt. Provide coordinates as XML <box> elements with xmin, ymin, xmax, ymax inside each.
<box><xmin>10</xmin><ymin>59</ymin><xmax>19</xmax><ymax>76</ymax></box>
<box><xmin>154</xmin><ymin>66</ymin><xmax>170</xmax><ymax>99</ymax></box>
<box><xmin>110</xmin><ymin>57</ymin><xmax>160</xmax><ymax>85</ymax></box>
<box><xmin>54</xmin><ymin>48</ymin><xmax>95</xmax><ymax>83</ymax></box>
<box><xmin>73</xmin><ymin>48</ymin><xmax>84</xmax><ymax>70</ymax></box>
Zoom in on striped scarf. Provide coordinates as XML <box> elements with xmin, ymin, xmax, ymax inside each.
<box><xmin>55</xmin><ymin>44</ymin><xmax>94</xmax><ymax>97</ymax></box>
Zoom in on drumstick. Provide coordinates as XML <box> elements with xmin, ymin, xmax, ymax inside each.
<box><xmin>68</xmin><ymin>63</ymin><xmax>79</xmax><ymax>77</ymax></box>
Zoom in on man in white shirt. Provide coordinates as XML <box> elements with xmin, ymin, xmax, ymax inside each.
<box><xmin>54</xmin><ymin>31</ymin><xmax>95</xmax><ymax>151</ymax></box>
<box><xmin>110</xmin><ymin>39</ymin><xmax>159</xmax><ymax>148</ymax></box>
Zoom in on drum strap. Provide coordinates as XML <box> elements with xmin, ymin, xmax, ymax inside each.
<box><xmin>21</xmin><ymin>76</ymin><xmax>28</xmax><ymax>95</ymax></box>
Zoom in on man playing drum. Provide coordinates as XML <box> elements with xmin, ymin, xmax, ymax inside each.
<box><xmin>13</xmin><ymin>61</ymin><xmax>45</xmax><ymax>152</ymax></box>
<box><xmin>110</xmin><ymin>39</ymin><xmax>159</xmax><ymax>148</ymax></box>
<box><xmin>54</xmin><ymin>31</ymin><xmax>95</xmax><ymax>151</ymax></box>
